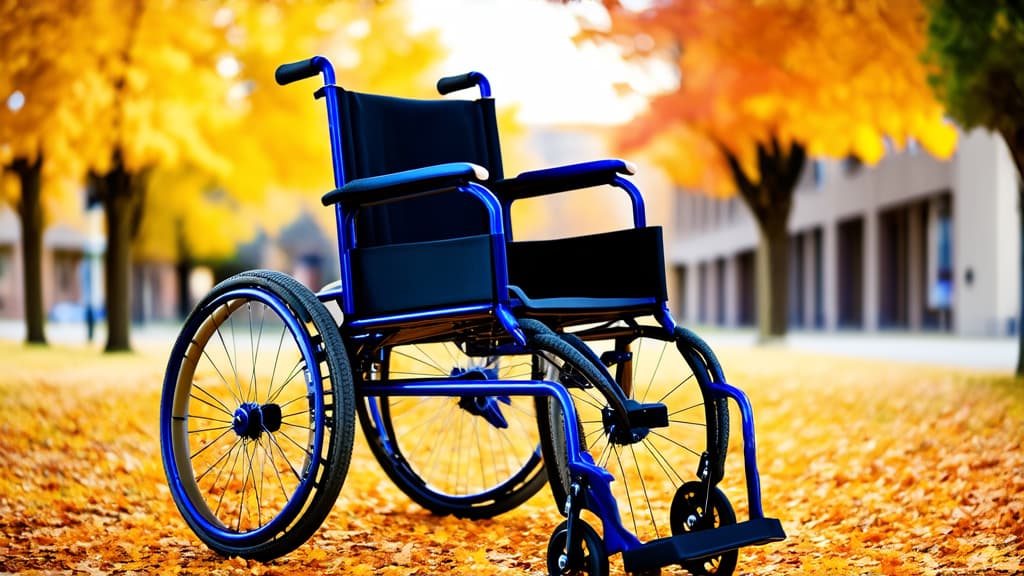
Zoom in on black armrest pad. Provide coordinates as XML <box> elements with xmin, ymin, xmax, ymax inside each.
<box><xmin>492</xmin><ymin>159</ymin><xmax>636</xmax><ymax>200</ymax></box>
<box><xmin>322</xmin><ymin>162</ymin><xmax>489</xmax><ymax>206</ymax></box>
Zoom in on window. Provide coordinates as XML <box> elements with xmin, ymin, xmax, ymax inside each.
<box><xmin>813</xmin><ymin>160</ymin><xmax>826</xmax><ymax>189</ymax></box>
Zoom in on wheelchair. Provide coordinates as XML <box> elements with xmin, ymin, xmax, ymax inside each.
<box><xmin>159</xmin><ymin>54</ymin><xmax>784</xmax><ymax>575</ymax></box>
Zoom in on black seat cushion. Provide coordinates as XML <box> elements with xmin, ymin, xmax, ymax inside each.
<box><xmin>507</xmin><ymin>227</ymin><xmax>668</xmax><ymax>303</ymax></box>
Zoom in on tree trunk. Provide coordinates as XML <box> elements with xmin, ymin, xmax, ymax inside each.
<box><xmin>176</xmin><ymin>218</ymin><xmax>192</xmax><ymax>319</ymax></box>
<box><xmin>95</xmin><ymin>152</ymin><xmax>143</xmax><ymax>353</ymax></box>
<box><xmin>721</xmin><ymin>137</ymin><xmax>806</xmax><ymax>342</ymax></box>
<box><xmin>11</xmin><ymin>156</ymin><xmax>47</xmax><ymax>345</ymax></box>
<box><xmin>757</xmin><ymin>213</ymin><xmax>790</xmax><ymax>340</ymax></box>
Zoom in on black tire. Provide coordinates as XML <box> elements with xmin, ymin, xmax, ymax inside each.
<box><xmin>161</xmin><ymin>270</ymin><xmax>355</xmax><ymax>560</ymax></box>
<box><xmin>533</xmin><ymin>330</ymin><xmax>630</xmax><ymax>502</ymax></box>
<box><xmin>670</xmin><ymin>481</ymin><xmax>738</xmax><ymax>575</ymax></box>
<box><xmin>539</xmin><ymin>324</ymin><xmax>728</xmax><ymax>546</ymax></box>
<box><xmin>547</xmin><ymin>519</ymin><xmax>609</xmax><ymax>576</ymax></box>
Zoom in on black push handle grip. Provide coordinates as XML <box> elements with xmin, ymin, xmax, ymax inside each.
<box><xmin>275</xmin><ymin>58</ymin><xmax>321</xmax><ymax>86</ymax></box>
<box><xmin>437</xmin><ymin>72</ymin><xmax>479</xmax><ymax>95</ymax></box>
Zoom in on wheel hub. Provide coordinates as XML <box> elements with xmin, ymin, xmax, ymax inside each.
<box><xmin>602</xmin><ymin>399</ymin><xmax>669</xmax><ymax>445</ymax></box>
<box><xmin>452</xmin><ymin>366</ymin><xmax>511</xmax><ymax>429</ymax></box>
<box><xmin>232</xmin><ymin>402</ymin><xmax>283</xmax><ymax>440</ymax></box>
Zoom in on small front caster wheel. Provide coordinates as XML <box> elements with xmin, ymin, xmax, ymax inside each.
<box><xmin>670</xmin><ymin>481</ymin><xmax>738</xmax><ymax>575</ymax></box>
<box><xmin>547</xmin><ymin>519</ymin><xmax>608</xmax><ymax>576</ymax></box>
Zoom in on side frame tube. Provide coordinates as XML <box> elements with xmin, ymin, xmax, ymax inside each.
<box><xmin>359</xmin><ymin>379</ymin><xmax>642</xmax><ymax>554</ymax></box>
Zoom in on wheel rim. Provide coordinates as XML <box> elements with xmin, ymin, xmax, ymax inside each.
<box><xmin>364</xmin><ymin>342</ymin><xmax>543</xmax><ymax>509</ymax></box>
<box><xmin>164</xmin><ymin>288</ymin><xmax>326</xmax><ymax>545</ymax></box>
<box><xmin>564</xmin><ymin>328</ymin><xmax>715</xmax><ymax>543</ymax></box>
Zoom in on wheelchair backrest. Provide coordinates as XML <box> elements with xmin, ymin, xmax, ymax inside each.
<box><xmin>334</xmin><ymin>87</ymin><xmax>504</xmax><ymax>247</ymax></box>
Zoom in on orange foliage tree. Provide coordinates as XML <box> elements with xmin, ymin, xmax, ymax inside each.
<box><xmin>587</xmin><ymin>0</ymin><xmax>957</xmax><ymax>339</ymax></box>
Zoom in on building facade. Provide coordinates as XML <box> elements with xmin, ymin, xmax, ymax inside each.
<box><xmin>0</xmin><ymin>207</ymin><xmax>91</xmax><ymax>321</ymax></box>
<box><xmin>670</xmin><ymin>130</ymin><xmax>1021</xmax><ymax>337</ymax></box>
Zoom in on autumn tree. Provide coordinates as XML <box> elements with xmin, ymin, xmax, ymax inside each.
<box><xmin>0</xmin><ymin>2</ymin><xmax>101</xmax><ymax>345</ymax></box>
<box><xmin>132</xmin><ymin>1</ymin><xmax>445</xmax><ymax>319</ymax></box>
<box><xmin>79</xmin><ymin>0</ymin><xmax>441</xmax><ymax>352</ymax></box>
<box><xmin>587</xmin><ymin>0</ymin><xmax>957</xmax><ymax>339</ymax></box>
<box><xmin>924</xmin><ymin>0</ymin><xmax>1024</xmax><ymax>374</ymax></box>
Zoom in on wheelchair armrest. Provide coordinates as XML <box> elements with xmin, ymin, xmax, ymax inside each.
<box><xmin>321</xmin><ymin>162</ymin><xmax>490</xmax><ymax>207</ymax></box>
<box><xmin>492</xmin><ymin>159</ymin><xmax>636</xmax><ymax>200</ymax></box>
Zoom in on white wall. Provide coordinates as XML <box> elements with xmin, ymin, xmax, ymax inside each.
<box><xmin>953</xmin><ymin>130</ymin><xmax>1020</xmax><ymax>336</ymax></box>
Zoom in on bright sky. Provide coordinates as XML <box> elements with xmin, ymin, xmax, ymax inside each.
<box><xmin>408</xmin><ymin>0</ymin><xmax>666</xmax><ymax>125</ymax></box>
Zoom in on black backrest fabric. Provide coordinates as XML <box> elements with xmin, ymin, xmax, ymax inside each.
<box><xmin>336</xmin><ymin>87</ymin><xmax>504</xmax><ymax>247</ymax></box>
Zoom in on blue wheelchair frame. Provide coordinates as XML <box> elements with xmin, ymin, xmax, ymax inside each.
<box><xmin>280</xmin><ymin>55</ymin><xmax>782</xmax><ymax>571</ymax></box>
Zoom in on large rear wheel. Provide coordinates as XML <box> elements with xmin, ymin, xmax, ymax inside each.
<box><xmin>161</xmin><ymin>271</ymin><xmax>355</xmax><ymax>560</ymax></box>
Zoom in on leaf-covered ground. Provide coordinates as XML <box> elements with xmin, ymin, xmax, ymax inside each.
<box><xmin>1</xmin><ymin>339</ymin><xmax>1021</xmax><ymax>575</ymax></box>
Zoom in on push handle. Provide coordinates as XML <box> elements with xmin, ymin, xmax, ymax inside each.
<box><xmin>437</xmin><ymin>71</ymin><xmax>491</xmax><ymax>97</ymax></box>
<box><xmin>275</xmin><ymin>58</ymin><xmax>321</xmax><ymax>86</ymax></box>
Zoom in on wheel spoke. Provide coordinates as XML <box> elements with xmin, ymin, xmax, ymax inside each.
<box><xmin>246</xmin><ymin>302</ymin><xmax>263</xmax><ymax>404</ymax></box>
<box><xmin>258</xmin><ymin>435</ymin><xmax>291</xmax><ymax>505</ymax></box>
<box><xmin>189</xmin><ymin>392</ymin><xmax>236</xmax><ymax>418</ymax></box>
<box><xmin>649</xmin><ymin>429</ymin><xmax>702</xmax><ymax>458</ymax></box>
<box><xmin>630</xmin><ymin>442</ymin><xmax>660</xmax><ymax>539</ymax></box>
<box><xmin>238</xmin><ymin>441</ymin><xmax>252</xmax><ymax>531</ymax></box>
<box><xmin>197</xmin><ymin>341</ymin><xmax>242</xmax><ymax>407</ymax></box>
<box><xmin>657</xmin><ymin>373</ymin><xmax>697</xmax><ymax>405</ymax></box>
<box><xmin>214</xmin><ymin>319</ymin><xmax>245</xmax><ymax>407</ymax></box>
<box><xmin>189</xmin><ymin>424</ymin><xmax>233</xmax><ymax>435</ymax></box>
<box><xmin>230</xmin><ymin>310</ymin><xmax>243</xmax><ymax>402</ymax></box>
<box><xmin>669</xmin><ymin>418</ymin><xmax>707</xmax><ymax>427</ymax></box>
<box><xmin>215</xmin><ymin>436</ymin><xmax>246</xmax><ymax>518</ymax></box>
<box><xmin>190</xmin><ymin>426</ymin><xmax>235</xmax><ymax>459</ymax></box>
<box><xmin>612</xmin><ymin>445</ymin><xmax>640</xmax><ymax>537</ymax></box>
<box><xmin>277</xmin><ymin>393</ymin><xmax>310</xmax><ymax>410</ymax></box>
<box><xmin>268</xmin><ymin>358</ymin><xmax>306</xmax><ymax>404</ymax></box>
<box><xmin>392</xmin><ymin>348</ymin><xmax>446</xmax><ymax>374</ymax></box>
<box><xmin>268</xmin><ymin>326</ymin><xmax>287</xmax><ymax>402</ymax></box>
<box><xmin>195</xmin><ymin>436</ymin><xmax>241</xmax><ymax>483</ymax></box>
<box><xmin>668</xmin><ymin>400</ymin><xmax>703</xmax><ymax>416</ymax></box>
<box><xmin>642</xmin><ymin>437</ymin><xmax>687</xmax><ymax>487</ymax></box>
<box><xmin>266</xmin><ymin>430</ymin><xmax>303</xmax><ymax>481</ymax></box>
<box><xmin>277</xmin><ymin>429</ymin><xmax>314</xmax><ymax>459</ymax></box>
<box><xmin>641</xmin><ymin>340</ymin><xmax>668</xmax><ymax>404</ymax></box>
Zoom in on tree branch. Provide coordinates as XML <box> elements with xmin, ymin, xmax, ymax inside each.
<box><xmin>718</xmin><ymin>142</ymin><xmax>760</xmax><ymax>210</ymax></box>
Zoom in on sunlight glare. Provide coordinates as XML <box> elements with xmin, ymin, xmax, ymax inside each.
<box><xmin>407</xmin><ymin>0</ymin><xmax>664</xmax><ymax>126</ymax></box>
<box><xmin>6</xmin><ymin>90</ymin><xmax>25</xmax><ymax>113</ymax></box>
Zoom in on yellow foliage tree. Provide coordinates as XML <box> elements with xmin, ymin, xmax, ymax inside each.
<box><xmin>589</xmin><ymin>0</ymin><xmax>957</xmax><ymax>339</ymax></box>
<box><xmin>3</xmin><ymin>0</ymin><xmax>444</xmax><ymax>351</ymax></box>
<box><xmin>0</xmin><ymin>1</ymin><xmax>105</xmax><ymax>344</ymax></box>
<box><xmin>132</xmin><ymin>0</ymin><xmax>446</xmax><ymax>320</ymax></box>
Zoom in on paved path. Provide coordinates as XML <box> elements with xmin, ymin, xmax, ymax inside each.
<box><xmin>696</xmin><ymin>328</ymin><xmax>1017</xmax><ymax>372</ymax></box>
<box><xmin>0</xmin><ymin>320</ymin><xmax>1017</xmax><ymax>372</ymax></box>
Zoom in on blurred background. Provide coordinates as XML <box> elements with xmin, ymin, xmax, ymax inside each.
<box><xmin>1</xmin><ymin>0</ymin><xmax>1021</xmax><ymax>363</ymax></box>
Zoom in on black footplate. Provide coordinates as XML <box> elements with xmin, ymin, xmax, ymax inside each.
<box><xmin>622</xmin><ymin>517</ymin><xmax>786</xmax><ymax>573</ymax></box>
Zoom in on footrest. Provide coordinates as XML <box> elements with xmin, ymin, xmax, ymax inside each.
<box><xmin>622</xmin><ymin>518</ymin><xmax>785</xmax><ymax>573</ymax></box>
